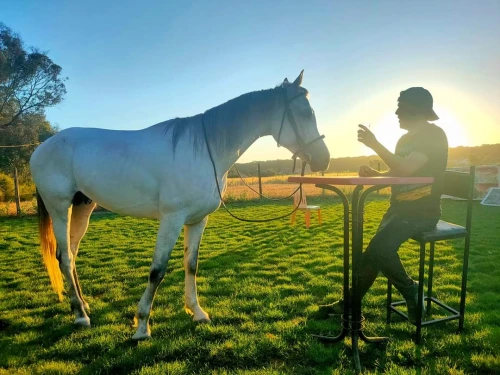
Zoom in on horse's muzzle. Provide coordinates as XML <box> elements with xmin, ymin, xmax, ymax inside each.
<box><xmin>308</xmin><ymin>147</ymin><xmax>330</xmax><ymax>172</ymax></box>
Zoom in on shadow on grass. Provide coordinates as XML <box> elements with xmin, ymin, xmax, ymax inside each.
<box><xmin>2</xmin><ymin>199</ymin><xmax>498</xmax><ymax>374</ymax></box>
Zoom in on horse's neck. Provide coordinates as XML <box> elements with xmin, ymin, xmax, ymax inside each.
<box><xmin>208</xmin><ymin>89</ymin><xmax>282</xmax><ymax>174</ymax></box>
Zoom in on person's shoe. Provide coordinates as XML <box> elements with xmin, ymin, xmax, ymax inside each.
<box><xmin>313</xmin><ymin>299</ymin><xmax>348</xmax><ymax>319</ymax></box>
<box><xmin>402</xmin><ymin>282</ymin><xmax>426</xmax><ymax>324</ymax></box>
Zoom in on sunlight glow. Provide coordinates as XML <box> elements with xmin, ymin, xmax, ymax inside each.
<box><xmin>372</xmin><ymin>107</ymin><xmax>469</xmax><ymax>151</ymax></box>
<box><xmin>432</xmin><ymin>106</ymin><xmax>468</xmax><ymax>147</ymax></box>
<box><xmin>236</xmin><ymin>84</ymin><xmax>499</xmax><ymax>163</ymax></box>
<box><xmin>369</xmin><ymin>114</ymin><xmax>405</xmax><ymax>153</ymax></box>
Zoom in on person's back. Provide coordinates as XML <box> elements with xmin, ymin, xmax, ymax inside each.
<box><xmin>390</xmin><ymin>121</ymin><xmax>448</xmax><ymax>218</ymax></box>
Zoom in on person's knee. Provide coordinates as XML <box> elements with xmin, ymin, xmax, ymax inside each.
<box><xmin>365</xmin><ymin>238</ymin><xmax>401</xmax><ymax>265</ymax></box>
<box><xmin>365</xmin><ymin>237</ymin><xmax>390</xmax><ymax>257</ymax></box>
<box><xmin>362</xmin><ymin>248</ymin><xmax>378</xmax><ymax>264</ymax></box>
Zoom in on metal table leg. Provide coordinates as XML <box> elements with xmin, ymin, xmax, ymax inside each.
<box><xmin>356</xmin><ymin>185</ymin><xmax>390</xmax><ymax>345</ymax></box>
<box><xmin>312</xmin><ymin>184</ymin><xmax>388</xmax><ymax>374</ymax></box>
<box><xmin>312</xmin><ymin>184</ymin><xmax>350</xmax><ymax>343</ymax></box>
<box><xmin>350</xmin><ymin>185</ymin><xmax>369</xmax><ymax>374</ymax></box>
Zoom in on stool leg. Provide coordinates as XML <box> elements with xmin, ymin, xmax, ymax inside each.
<box><xmin>459</xmin><ymin>235</ymin><xmax>471</xmax><ymax>332</ymax></box>
<box><xmin>317</xmin><ymin>209</ymin><xmax>322</xmax><ymax>225</ymax></box>
<box><xmin>416</xmin><ymin>241</ymin><xmax>426</xmax><ymax>344</ymax></box>
<box><xmin>427</xmin><ymin>242</ymin><xmax>435</xmax><ymax>314</ymax></box>
<box><xmin>305</xmin><ymin>210</ymin><xmax>310</xmax><ymax>229</ymax></box>
<box><xmin>386</xmin><ymin>280</ymin><xmax>392</xmax><ymax>324</ymax></box>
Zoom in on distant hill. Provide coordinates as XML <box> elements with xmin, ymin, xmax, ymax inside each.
<box><xmin>230</xmin><ymin>143</ymin><xmax>500</xmax><ymax>177</ymax></box>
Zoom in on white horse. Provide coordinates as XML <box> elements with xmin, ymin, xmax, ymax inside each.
<box><xmin>30</xmin><ymin>71</ymin><xmax>330</xmax><ymax>340</ymax></box>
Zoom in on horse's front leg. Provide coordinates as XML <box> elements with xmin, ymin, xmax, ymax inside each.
<box><xmin>132</xmin><ymin>214</ymin><xmax>183</xmax><ymax>341</ymax></box>
<box><xmin>184</xmin><ymin>217</ymin><xmax>211</xmax><ymax>323</ymax></box>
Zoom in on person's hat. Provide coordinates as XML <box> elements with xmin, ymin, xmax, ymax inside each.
<box><xmin>398</xmin><ymin>87</ymin><xmax>439</xmax><ymax>121</ymax></box>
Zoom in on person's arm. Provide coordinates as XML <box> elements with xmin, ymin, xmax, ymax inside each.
<box><xmin>369</xmin><ymin>142</ymin><xmax>429</xmax><ymax>177</ymax></box>
<box><xmin>358</xmin><ymin>125</ymin><xmax>428</xmax><ymax>177</ymax></box>
<box><xmin>358</xmin><ymin>165</ymin><xmax>395</xmax><ymax>177</ymax></box>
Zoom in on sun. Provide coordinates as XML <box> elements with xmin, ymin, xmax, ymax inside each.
<box><xmin>432</xmin><ymin>106</ymin><xmax>468</xmax><ymax>148</ymax></box>
<box><xmin>370</xmin><ymin>107</ymin><xmax>468</xmax><ymax>152</ymax></box>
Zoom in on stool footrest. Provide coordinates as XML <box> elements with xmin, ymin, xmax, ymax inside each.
<box><xmin>311</xmin><ymin>331</ymin><xmax>347</xmax><ymax>343</ymax></box>
<box><xmin>390</xmin><ymin>297</ymin><xmax>461</xmax><ymax>326</ymax></box>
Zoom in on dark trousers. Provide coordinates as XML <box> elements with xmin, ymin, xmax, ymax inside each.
<box><xmin>358</xmin><ymin>209</ymin><xmax>439</xmax><ymax>297</ymax></box>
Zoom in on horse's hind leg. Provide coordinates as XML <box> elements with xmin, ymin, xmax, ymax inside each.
<box><xmin>184</xmin><ymin>217</ymin><xmax>210</xmax><ymax>323</ymax></box>
<box><xmin>70</xmin><ymin>199</ymin><xmax>97</xmax><ymax>311</ymax></box>
<box><xmin>48</xmin><ymin>202</ymin><xmax>91</xmax><ymax>327</ymax></box>
<box><xmin>133</xmin><ymin>214</ymin><xmax>184</xmax><ymax>340</ymax></box>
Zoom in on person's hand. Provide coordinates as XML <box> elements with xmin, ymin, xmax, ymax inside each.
<box><xmin>357</xmin><ymin>124</ymin><xmax>378</xmax><ymax>149</ymax></box>
<box><xmin>359</xmin><ymin>165</ymin><xmax>380</xmax><ymax>177</ymax></box>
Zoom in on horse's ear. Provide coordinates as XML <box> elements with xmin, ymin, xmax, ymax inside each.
<box><xmin>293</xmin><ymin>70</ymin><xmax>304</xmax><ymax>86</ymax></box>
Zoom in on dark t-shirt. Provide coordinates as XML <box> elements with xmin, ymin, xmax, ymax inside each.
<box><xmin>390</xmin><ymin>123</ymin><xmax>448</xmax><ymax>218</ymax></box>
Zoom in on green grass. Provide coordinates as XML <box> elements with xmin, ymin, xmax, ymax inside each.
<box><xmin>0</xmin><ymin>197</ymin><xmax>499</xmax><ymax>374</ymax></box>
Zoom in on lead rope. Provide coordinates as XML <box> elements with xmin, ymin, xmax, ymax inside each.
<box><xmin>202</xmin><ymin>114</ymin><xmax>306</xmax><ymax>223</ymax></box>
<box><xmin>232</xmin><ymin>165</ymin><xmax>301</xmax><ymax>201</ymax></box>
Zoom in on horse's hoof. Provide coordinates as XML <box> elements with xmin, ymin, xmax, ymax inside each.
<box><xmin>74</xmin><ymin>317</ymin><xmax>91</xmax><ymax>328</ymax></box>
<box><xmin>132</xmin><ymin>331</ymin><xmax>151</xmax><ymax>341</ymax></box>
<box><xmin>195</xmin><ymin>318</ymin><xmax>212</xmax><ymax>324</ymax></box>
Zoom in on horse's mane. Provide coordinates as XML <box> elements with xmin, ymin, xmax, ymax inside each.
<box><xmin>162</xmin><ymin>86</ymin><xmax>283</xmax><ymax>155</ymax></box>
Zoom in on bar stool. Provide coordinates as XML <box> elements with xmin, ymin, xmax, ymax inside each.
<box><xmin>386</xmin><ymin>166</ymin><xmax>476</xmax><ymax>344</ymax></box>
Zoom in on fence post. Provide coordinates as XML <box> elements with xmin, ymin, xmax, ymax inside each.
<box><xmin>257</xmin><ymin>163</ymin><xmax>263</xmax><ymax>199</ymax></box>
<box><xmin>14</xmin><ymin>167</ymin><xmax>21</xmax><ymax>216</ymax></box>
<box><xmin>321</xmin><ymin>171</ymin><xmax>325</xmax><ymax>195</ymax></box>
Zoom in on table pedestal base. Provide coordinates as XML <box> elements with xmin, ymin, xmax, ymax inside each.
<box><xmin>313</xmin><ymin>184</ymin><xmax>390</xmax><ymax>374</ymax></box>
<box><xmin>312</xmin><ymin>318</ymin><xmax>389</xmax><ymax>374</ymax></box>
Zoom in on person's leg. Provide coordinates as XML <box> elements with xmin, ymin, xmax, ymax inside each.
<box><xmin>363</xmin><ymin>212</ymin><xmax>438</xmax><ymax>322</ymax></box>
<box><xmin>315</xmin><ymin>210</ymin><xmax>436</xmax><ymax>318</ymax></box>
<box><xmin>352</xmin><ymin>210</ymin><xmax>413</xmax><ymax>301</ymax></box>
<box><xmin>367</xmin><ymin>213</ymin><xmax>437</xmax><ymax>293</ymax></box>
<box><xmin>315</xmin><ymin>211</ymin><xmax>398</xmax><ymax>316</ymax></box>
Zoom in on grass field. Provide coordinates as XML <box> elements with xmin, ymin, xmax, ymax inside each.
<box><xmin>1</xmin><ymin>197</ymin><xmax>499</xmax><ymax>374</ymax></box>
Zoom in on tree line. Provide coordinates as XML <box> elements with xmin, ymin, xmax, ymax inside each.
<box><xmin>0</xmin><ymin>23</ymin><xmax>64</xmax><ymax>200</ymax></box>
<box><xmin>230</xmin><ymin>144</ymin><xmax>500</xmax><ymax>177</ymax></box>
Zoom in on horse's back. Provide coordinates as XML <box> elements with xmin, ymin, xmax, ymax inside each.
<box><xmin>31</xmin><ymin>127</ymin><xmax>161</xmax><ymax>212</ymax></box>
<box><xmin>30</xmin><ymin>124</ymin><xmax>218</xmax><ymax>219</ymax></box>
<box><xmin>31</xmin><ymin>127</ymin><xmax>133</xmax><ymax>184</ymax></box>
<box><xmin>32</xmin><ymin>126</ymin><xmax>167</xmax><ymax>175</ymax></box>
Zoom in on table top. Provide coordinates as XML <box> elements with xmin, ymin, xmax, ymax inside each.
<box><xmin>287</xmin><ymin>176</ymin><xmax>435</xmax><ymax>185</ymax></box>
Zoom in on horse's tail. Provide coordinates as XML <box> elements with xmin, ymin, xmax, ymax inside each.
<box><xmin>36</xmin><ymin>190</ymin><xmax>64</xmax><ymax>301</ymax></box>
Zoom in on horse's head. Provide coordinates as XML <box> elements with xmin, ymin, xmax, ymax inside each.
<box><xmin>273</xmin><ymin>70</ymin><xmax>330</xmax><ymax>172</ymax></box>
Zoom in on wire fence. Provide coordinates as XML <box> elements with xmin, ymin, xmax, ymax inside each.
<box><xmin>0</xmin><ymin>164</ymin><xmax>388</xmax><ymax>217</ymax></box>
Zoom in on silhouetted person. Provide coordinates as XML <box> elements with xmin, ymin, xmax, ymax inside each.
<box><xmin>318</xmin><ymin>87</ymin><xmax>448</xmax><ymax>323</ymax></box>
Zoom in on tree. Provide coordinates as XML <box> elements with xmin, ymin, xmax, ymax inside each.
<box><xmin>0</xmin><ymin>23</ymin><xmax>67</xmax><ymax>128</ymax></box>
<box><xmin>0</xmin><ymin>113</ymin><xmax>57</xmax><ymax>175</ymax></box>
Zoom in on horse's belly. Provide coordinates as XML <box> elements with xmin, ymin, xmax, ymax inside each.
<box><xmin>93</xmin><ymin>194</ymin><xmax>161</xmax><ymax>219</ymax></box>
<box><xmin>89</xmin><ymin>187</ymin><xmax>219</xmax><ymax>222</ymax></box>
<box><xmin>73</xmin><ymin>159</ymin><xmax>162</xmax><ymax>219</ymax></box>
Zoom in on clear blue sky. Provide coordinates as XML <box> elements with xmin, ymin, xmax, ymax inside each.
<box><xmin>3</xmin><ymin>0</ymin><xmax>500</xmax><ymax>162</ymax></box>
